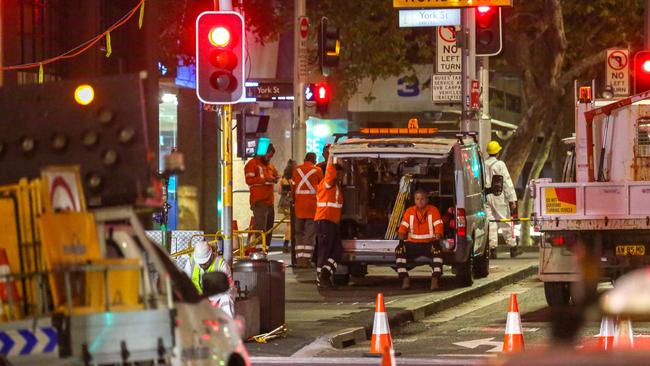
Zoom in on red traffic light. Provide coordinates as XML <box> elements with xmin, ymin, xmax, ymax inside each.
<box><xmin>314</xmin><ymin>82</ymin><xmax>330</xmax><ymax>113</ymax></box>
<box><xmin>634</xmin><ymin>51</ymin><xmax>650</xmax><ymax>94</ymax></box>
<box><xmin>477</xmin><ymin>6</ymin><xmax>492</xmax><ymax>14</ymax></box>
<box><xmin>644</xmin><ymin>60</ymin><xmax>650</xmax><ymax>73</ymax></box>
<box><xmin>209</xmin><ymin>26</ymin><xmax>231</xmax><ymax>47</ymax></box>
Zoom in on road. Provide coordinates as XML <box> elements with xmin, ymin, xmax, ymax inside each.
<box><xmin>251</xmin><ymin>273</ymin><xmax>650</xmax><ymax>365</ymax></box>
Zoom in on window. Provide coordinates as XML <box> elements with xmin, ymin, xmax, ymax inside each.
<box><xmin>637</xmin><ymin>118</ymin><xmax>650</xmax><ymax>157</ymax></box>
<box><xmin>460</xmin><ymin>147</ymin><xmax>483</xmax><ymax>196</ymax></box>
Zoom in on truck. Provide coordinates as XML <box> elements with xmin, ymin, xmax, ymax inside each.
<box><xmin>326</xmin><ymin>129</ymin><xmax>490</xmax><ymax>287</ymax></box>
<box><xmin>532</xmin><ymin>86</ymin><xmax>650</xmax><ymax>307</ymax></box>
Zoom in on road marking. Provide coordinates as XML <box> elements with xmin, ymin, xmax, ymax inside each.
<box><xmin>453</xmin><ymin>337</ymin><xmax>502</xmax><ymax>353</ymax></box>
<box><xmin>459</xmin><ymin>326</ymin><xmax>539</xmax><ymax>333</ymax></box>
<box><xmin>438</xmin><ymin>354</ymin><xmax>497</xmax><ymax>358</ymax></box>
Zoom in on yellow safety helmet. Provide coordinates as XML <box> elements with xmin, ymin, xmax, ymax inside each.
<box><xmin>486</xmin><ymin>141</ymin><xmax>502</xmax><ymax>155</ymax></box>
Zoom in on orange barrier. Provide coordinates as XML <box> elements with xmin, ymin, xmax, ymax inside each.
<box><xmin>503</xmin><ymin>293</ymin><xmax>525</xmax><ymax>353</ymax></box>
<box><xmin>597</xmin><ymin>316</ymin><xmax>616</xmax><ymax>351</ymax></box>
<box><xmin>381</xmin><ymin>345</ymin><xmax>396</xmax><ymax>366</ymax></box>
<box><xmin>614</xmin><ymin>317</ymin><xmax>635</xmax><ymax>350</ymax></box>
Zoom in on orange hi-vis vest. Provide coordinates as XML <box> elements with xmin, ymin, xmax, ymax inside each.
<box><xmin>245</xmin><ymin>157</ymin><xmax>278</xmax><ymax>206</ymax></box>
<box><xmin>398</xmin><ymin>205</ymin><xmax>443</xmax><ymax>243</ymax></box>
<box><xmin>314</xmin><ymin>163</ymin><xmax>343</xmax><ymax>224</ymax></box>
<box><xmin>292</xmin><ymin>161</ymin><xmax>324</xmax><ymax>219</ymax></box>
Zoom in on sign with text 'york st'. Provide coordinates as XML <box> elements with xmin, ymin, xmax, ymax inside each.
<box><xmin>399</xmin><ymin>9</ymin><xmax>460</xmax><ymax>28</ymax></box>
<box><xmin>393</xmin><ymin>0</ymin><xmax>511</xmax><ymax>8</ymax></box>
<box><xmin>606</xmin><ymin>49</ymin><xmax>630</xmax><ymax>96</ymax></box>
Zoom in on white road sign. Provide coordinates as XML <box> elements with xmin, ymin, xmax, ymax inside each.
<box><xmin>436</xmin><ymin>26</ymin><xmax>461</xmax><ymax>74</ymax></box>
<box><xmin>432</xmin><ymin>74</ymin><xmax>461</xmax><ymax>103</ymax></box>
<box><xmin>399</xmin><ymin>9</ymin><xmax>460</xmax><ymax>28</ymax></box>
<box><xmin>298</xmin><ymin>16</ymin><xmax>309</xmax><ymax>79</ymax></box>
<box><xmin>606</xmin><ymin>49</ymin><xmax>629</xmax><ymax>96</ymax></box>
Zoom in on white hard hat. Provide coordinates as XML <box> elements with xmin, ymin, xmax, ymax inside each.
<box><xmin>193</xmin><ymin>241</ymin><xmax>213</xmax><ymax>265</ymax></box>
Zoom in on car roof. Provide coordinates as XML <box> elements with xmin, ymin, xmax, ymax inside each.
<box><xmin>330</xmin><ymin>136</ymin><xmax>470</xmax><ymax>157</ymax></box>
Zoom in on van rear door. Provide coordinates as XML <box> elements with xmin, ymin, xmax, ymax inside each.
<box><xmin>454</xmin><ymin>143</ymin><xmax>488</xmax><ymax>256</ymax></box>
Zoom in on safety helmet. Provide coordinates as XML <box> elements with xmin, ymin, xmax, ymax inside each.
<box><xmin>486</xmin><ymin>141</ymin><xmax>502</xmax><ymax>155</ymax></box>
<box><xmin>193</xmin><ymin>241</ymin><xmax>213</xmax><ymax>265</ymax></box>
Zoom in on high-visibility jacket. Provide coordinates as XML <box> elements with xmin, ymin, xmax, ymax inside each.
<box><xmin>314</xmin><ymin>163</ymin><xmax>343</xmax><ymax>224</ymax></box>
<box><xmin>245</xmin><ymin>157</ymin><xmax>278</xmax><ymax>206</ymax></box>
<box><xmin>292</xmin><ymin>161</ymin><xmax>324</xmax><ymax>219</ymax></box>
<box><xmin>398</xmin><ymin>205</ymin><xmax>443</xmax><ymax>243</ymax></box>
<box><xmin>183</xmin><ymin>255</ymin><xmax>234</xmax><ymax>317</ymax></box>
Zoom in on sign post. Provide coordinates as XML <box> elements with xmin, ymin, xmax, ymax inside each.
<box><xmin>606</xmin><ymin>49</ymin><xmax>630</xmax><ymax>97</ymax></box>
<box><xmin>293</xmin><ymin>1</ymin><xmax>308</xmax><ymax>163</ymax></box>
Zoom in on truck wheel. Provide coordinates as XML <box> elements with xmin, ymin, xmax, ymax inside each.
<box><xmin>544</xmin><ymin>282</ymin><xmax>571</xmax><ymax>307</ymax></box>
<box><xmin>473</xmin><ymin>244</ymin><xmax>490</xmax><ymax>279</ymax></box>
<box><xmin>333</xmin><ymin>273</ymin><xmax>350</xmax><ymax>286</ymax></box>
<box><xmin>455</xmin><ymin>258</ymin><xmax>473</xmax><ymax>287</ymax></box>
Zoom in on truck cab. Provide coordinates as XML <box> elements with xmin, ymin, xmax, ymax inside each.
<box><xmin>328</xmin><ymin>130</ymin><xmax>490</xmax><ymax>287</ymax></box>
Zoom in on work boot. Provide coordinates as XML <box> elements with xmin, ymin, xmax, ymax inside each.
<box><xmin>490</xmin><ymin>248</ymin><xmax>498</xmax><ymax>259</ymax></box>
<box><xmin>430</xmin><ymin>277</ymin><xmax>440</xmax><ymax>291</ymax></box>
<box><xmin>401</xmin><ymin>276</ymin><xmax>411</xmax><ymax>290</ymax></box>
<box><xmin>510</xmin><ymin>246</ymin><xmax>522</xmax><ymax>258</ymax></box>
<box><xmin>318</xmin><ymin>269</ymin><xmax>332</xmax><ymax>290</ymax></box>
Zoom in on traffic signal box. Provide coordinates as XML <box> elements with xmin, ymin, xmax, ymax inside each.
<box><xmin>196</xmin><ymin>11</ymin><xmax>245</xmax><ymax>104</ymax></box>
<box><xmin>475</xmin><ymin>6</ymin><xmax>502</xmax><ymax>56</ymax></box>
<box><xmin>634</xmin><ymin>51</ymin><xmax>650</xmax><ymax>94</ymax></box>
<box><xmin>319</xmin><ymin>18</ymin><xmax>340</xmax><ymax>76</ymax></box>
<box><xmin>314</xmin><ymin>82</ymin><xmax>331</xmax><ymax>113</ymax></box>
<box><xmin>236</xmin><ymin>114</ymin><xmax>271</xmax><ymax>159</ymax></box>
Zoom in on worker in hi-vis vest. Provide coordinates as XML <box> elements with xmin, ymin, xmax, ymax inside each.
<box><xmin>183</xmin><ymin>241</ymin><xmax>234</xmax><ymax>317</ymax></box>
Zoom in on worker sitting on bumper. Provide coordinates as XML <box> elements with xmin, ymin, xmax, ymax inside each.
<box><xmin>396</xmin><ymin>190</ymin><xmax>444</xmax><ymax>291</ymax></box>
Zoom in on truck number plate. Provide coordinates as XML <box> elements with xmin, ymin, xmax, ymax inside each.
<box><xmin>615</xmin><ymin>245</ymin><xmax>646</xmax><ymax>256</ymax></box>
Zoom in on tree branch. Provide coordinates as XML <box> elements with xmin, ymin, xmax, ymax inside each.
<box><xmin>560</xmin><ymin>50</ymin><xmax>608</xmax><ymax>87</ymax></box>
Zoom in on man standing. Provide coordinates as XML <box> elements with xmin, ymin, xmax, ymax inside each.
<box><xmin>316</xmin><ymin>144</ymin><xmax>330</xmax><ymax>175</ymax></box>
<box><xmin>245</xmin><ymin>144</ymin><xmax>279</xmax><ymax>251</ymax></box>
<box><xmin>314</xmin><ymin>162</ymin><xmax>345</xmax><ymax>289</ymax></box>
<box><xmin>484</xmin><ymin>140</ymin><xmax>519</xmax><ymax>259</ymax></box>
<box><xmin>292</xmin><ymin>152</ymin><xmax>323</xmax><ymax>267</ymax></box>
<box><xmin>184</xmin><ymin>241</ymin><xmax>234</xmax><ymax>317</ymax></box>
<box><xmin>396</xmin><ymin>190</ymin><xmax>444</xmax><ymax>290</ymax></box>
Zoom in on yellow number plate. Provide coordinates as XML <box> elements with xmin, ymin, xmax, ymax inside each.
<box><xmin>615</xmin><ymin>245</ymin><xmax>646</xmax><ymax>256</ymax></box>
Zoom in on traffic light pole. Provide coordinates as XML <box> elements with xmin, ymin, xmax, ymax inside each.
<box><xmin>222</xmin><ymin>104</ymin><xmax>234</xmax><ymax>266</ymax></box>
<box><xmin>460</xmin><ymin>8</ymin><xmax>478</xmax><ymax>133</ymax></box>
<box><xmin>293</xmin><ymin>0</ymin><xmax>307</xmax><ymax>162</ymax></box>
<box><xmin>479</xmin><ymin>56</ymin><xmax>491</xmax><ymax>153</ymax></box>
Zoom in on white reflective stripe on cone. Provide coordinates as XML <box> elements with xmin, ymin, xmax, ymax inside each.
<box><xmin>506</xmin><ymin>312</ymin><xmax>523</xmax><ymax>334</ymax></box>
<box><xmin>372</xmin><ymin>312</ymin><xmax>390</xmax><ymax>335</ymax></box>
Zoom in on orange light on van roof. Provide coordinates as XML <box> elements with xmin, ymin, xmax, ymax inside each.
<box><xmin>360</xmin><ymin>128</ymin><xmax>438</xmax><ymax>135</ymax></box>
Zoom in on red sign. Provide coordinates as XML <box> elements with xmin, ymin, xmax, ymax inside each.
<box><xmin>608</xmin><ymin>50</ymin><xmax>628</xmax><ymax>71</ymax></box>
<box><xmin>470</xmin><ymin>80</ymin><xmax>480</xmax><ymax>110</ymax></box>
<box><xmin>300</xmin><ymin>17</ymin><xmax>309</xmax><ymax>40</ymax></box>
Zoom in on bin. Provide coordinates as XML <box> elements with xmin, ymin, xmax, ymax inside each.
<box><xmin>233</xmin><ymin>259</ymin><xmax>285</xmax><ymax>332</ymax></box>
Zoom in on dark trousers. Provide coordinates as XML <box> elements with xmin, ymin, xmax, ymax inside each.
<box><xmin>395</xmin><ymin>241</ymin><xmax>443</xmax><ymax>278</ymax></box>
<box><xmin>252</xmin><ymin>202</ymin><xmax>275</xmax><ymax>250</ymax></box>
<box><xmin>315</xmin><ymin>220</ymin><xmax>342</xmax><ymax>276</ymax></box>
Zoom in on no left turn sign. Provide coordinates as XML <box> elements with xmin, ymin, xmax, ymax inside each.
<box><xmin>608</xmin><ymin>50</ymin><xmax>628</xmax><ymax>71</ymax></box>
<box><xmin>606</xmin><ymin>49</ymin><xmax>630</xmax><ymax>96</ymax></box>
<box><xmin>438</xmin><ymin>26</ymin><xmax>457</xmax><ymax>43</ymax></box>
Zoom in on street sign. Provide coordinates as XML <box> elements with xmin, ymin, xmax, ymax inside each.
<box><xmin>432</xmin><ymin>74</ymin><xmax>462</xmax><ymax>103</ymax></box>
<box><xmin>393</xmin><ymin>0</ymin><xmax>511</xmax><ymax>9</ymax></box>
<box><xmin>606</xmin><ymin>49</ymin><xmax>630</xmax><ymax>96</ymax></box>
<box><xmin>245</xmin><ymin>81</ymin><xmax>294</xmax><ymax>101</ymax></box>
<box><xmin>398</xmin><ymin>9</ymin><xmax>460</xmax><ymax>28</ymax></box>
<box><xmin>436</xmin><ymin>26</ymin><xmax>461</xmax><ymax>73</ymax></box>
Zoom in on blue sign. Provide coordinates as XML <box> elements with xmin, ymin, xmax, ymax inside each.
<box><xmin>306</xmin><ymin>117</ymin><xmax>348</xmax><ymax>162</ymax></box>
<box><xmin>0</xmin><ymin>327</ymin><xmax>58</xmax><ymax>357</ymax></box>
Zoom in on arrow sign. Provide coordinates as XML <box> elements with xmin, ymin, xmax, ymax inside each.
<box><xmin>0</xmin><ymin>332</ymin><xmax>14</xmax><ymax>355</ymax></box>
<box><xmin>18</xmin><ymin>329</ymin><xmax>37</xmax><ymax>355</ymax></box>
<box><xmin>41</xmin><ymin>327</ymin><xmax>58</xmax><ymax>353</ymax></box>
<box><xmin>453</xmin><ymin>337</ymin><xmax>503</xmax><ymax>353</ymax></box>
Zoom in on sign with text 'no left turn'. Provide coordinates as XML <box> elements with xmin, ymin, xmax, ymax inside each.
<box><xmin>433</xmin><ymin>26</ymin><xmax>461</xmax><ymax>103</ymax></box>
<box><xmin>606</xmin><ymin>49</ymin><xmax>629</xmax><ymax>96</ymax></box>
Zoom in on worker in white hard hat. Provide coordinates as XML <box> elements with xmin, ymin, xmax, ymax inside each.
<box><xmin>183</xmin><ymin>241</ymin><xmax>235</xmax><ymax>317</ymax></box>
<box><xmin>484</xmin><ymin>141</ymin><xmax>520</xmax><ymax>259</ymax></box>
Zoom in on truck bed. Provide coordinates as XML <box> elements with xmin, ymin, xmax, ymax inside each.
<box><xmin>533</xmin><ymin>181</ymin><xmax>650</xmax><ymax>231</ymax></box>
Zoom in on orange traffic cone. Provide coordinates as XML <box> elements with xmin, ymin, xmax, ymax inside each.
<box><xmin>502</xmin><ymin>293</ymin><xmax>525</xmax><ymax>353</ymax></box>
<box><xmin>381</xmin><ymin>345</ymin><xmax>396</xmax><ymax>366</ymax></box>
<box><xmin>613</xmin><ymin>317</ymin><xmax>634</xmax><ymax>350</ymax></box>
<box><xmin>597</xmin><ymin>316</ymin><xmax>616</xmax><ymax>351</ymax></box>
<box><xmin>0</xmin><ymin>249</ymin><xmax>20</xmax><ymax>320</ymax></box>
<box><xmin>366</xmin><ymin>293</ymin><xmax>395</xmax><ymax>357</ymax></box>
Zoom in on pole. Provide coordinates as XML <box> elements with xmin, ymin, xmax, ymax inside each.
<box><xmin>646</xmin><ymin>0</ymin><xmax>650</xmax><ymax>49</ymax></box>
<box><xmin>293</xmin><ymin>0</ymin><xmax>307</xmax><ymax>161</ymax></box>
<box><xmin>479</xmin><ymin>56</ymin><xmax>491</xmax><ymax>153</ymax></box>
<box><xmin>460</xmin><ymin>8</ymin><xmax>477</xmax><ymax>132</ymax></box>
<box><xmin>222</xmin><ymin>104</ymin><xmax>233</xmax><ymax>265</ymax></box>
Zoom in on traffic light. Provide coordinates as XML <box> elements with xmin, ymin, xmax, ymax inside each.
<box><xmin>314</xmin><ymin>82</ymin><xmax>330</xmax><ymax>113</ymax></box>
<box><xmin>475</xmin><ymin>6</ymin><xmax>502</xmax><ymax>56</ymax></box>
<box><xmin>196</xmin><ymin>11</ymin><xmax>245</xmax><ymax>104</ymax></box>
<box><xmin>634</xmin><ymin>51</ymin><xmax>650</xmax><ymax>94</ymax></box>
<box><xmin>236</xmin><ymin>114</ymin><xmax>271</xmax><ymax>158</ymax></box>
<box><xmin>319</xmin><ymin>18</ymin><xmax>340</xmax><ymax>76</ymax></box>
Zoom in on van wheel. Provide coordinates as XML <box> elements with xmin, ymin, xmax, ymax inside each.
<box><xmin>455</xmin><ymin>258</ymin><xmax>473</xmax><ymax>287</ymax></box>
<box><xmin>333</xmin><ymin>273</ymin><xmax>350</xmax><ymax>286</ymax></box>
<box><xmin>544</xmin><ymin>282</ymin><xmax>571</xmax><ymax>307</ymax></box>
<box><xmin>473</xmin><ymin>244</ymin><xmax>490</xmax><ymax>279</ymax></box>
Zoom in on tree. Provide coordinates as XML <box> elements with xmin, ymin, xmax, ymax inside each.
<box><xmin>500</xmin><ymin>0</ymin><xmax>645</xmax><ymax>184</ymax></box>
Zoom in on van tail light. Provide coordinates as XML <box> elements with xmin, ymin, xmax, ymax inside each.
<box><xmin>457</xmin><ymin>208</ymin><xmax>467</xmax><ymax>237</ymax></box>
<box><xmin>546</xmin><ymin>233</ymin><xmax>577</xmax><ymax>247</ymax></box>
<box><xmin>551</xmin><ymin>236</ymin><xmax>565</xmax><ymax>246</ymax></box>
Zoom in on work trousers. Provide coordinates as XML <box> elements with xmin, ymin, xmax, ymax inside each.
<box><xmin>252</xmin><ymin>201</ymin><xmax>275</xmax><ymax>251</ymax></box>
<box><xmin>395</xmin><ymin>241</ymin><xmax>443</xmax><ymax>279</ymax></box>
<box><xmin>295</xmin><ymin>218</ymin><xmax>316</xmax><ymax>267</ymax></box>
<box><xmin>315</xmin><ymin>220</ymin><xmax>342</xmax><ymax>279</ymax></box>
